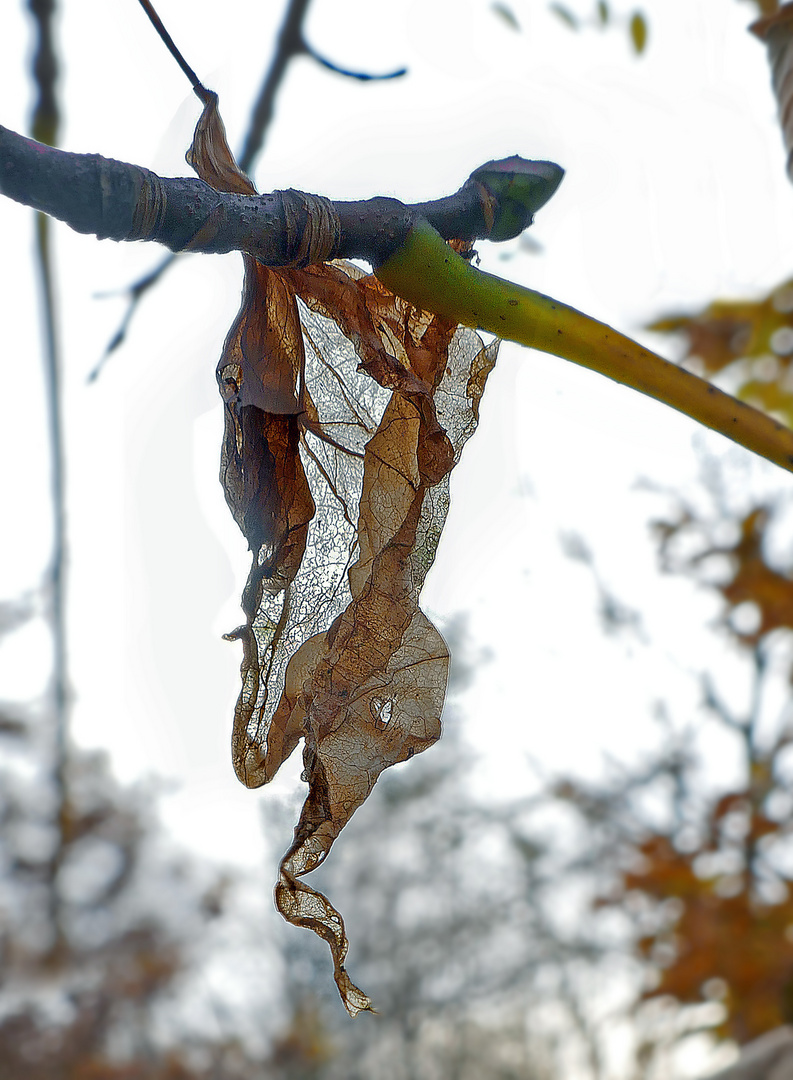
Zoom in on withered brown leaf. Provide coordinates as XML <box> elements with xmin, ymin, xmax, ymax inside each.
<box><xmin>188</xmin><ymin>92</ymin><xmax>498</xmax><ymax>1015</ymax></box>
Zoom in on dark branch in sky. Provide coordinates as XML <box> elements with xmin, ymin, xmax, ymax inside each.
<box><xmin>304</xmin><ymin>42</ymin><xmax>407</xmax><ymax>82</ymax></box>
<box><xmin>0</xmin><ymin>124</ymin><xmax>507</xmax><ymax>268</ymax></box>
<box><xmin>238</xmin><ymin>0</ymin><xmax>312</xmax><ymax>175</ymax></box>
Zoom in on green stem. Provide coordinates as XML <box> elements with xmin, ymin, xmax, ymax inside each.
<box><xmin>376</xmin><ymin>221</ymin><xmax>793</xmax><ymax>475</ymax></box>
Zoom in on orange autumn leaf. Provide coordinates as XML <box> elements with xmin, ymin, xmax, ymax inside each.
<box><xmin>556</xmin><ymin>485</ymin><xmax>793</xmax><ymax>1049</ymax></box>
<box><xmin>620</xmin><ymin>833</ymin><xmax>793</xmax><ymax>1042</ymax></box>
<box><xmin>582</xmin><ymin>784</ymin><xmax>793</xmax><ymax>1043</ymax></box>
<box><xmin>187</xmin><ymin>91</ymin><xmax>498</xmax><ymax>1015</ymax></box>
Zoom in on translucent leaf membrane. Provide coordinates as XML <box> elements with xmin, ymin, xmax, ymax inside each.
<box><xmin>188</xmin><ymin>92</ymin><xmax>498</xmax><ymax>1013</ymax></box>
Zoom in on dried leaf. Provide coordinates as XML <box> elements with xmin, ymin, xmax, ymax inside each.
<box><xmin>188</xmin><ymin>92</ymin><xmax>498</xmax><ymax>1014</ymax></box>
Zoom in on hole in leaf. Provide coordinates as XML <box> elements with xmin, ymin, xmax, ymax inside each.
<box><xmin>369</xmin><ymin>696</ymin><xmax>393</xmax><ymax>728</ymax></box>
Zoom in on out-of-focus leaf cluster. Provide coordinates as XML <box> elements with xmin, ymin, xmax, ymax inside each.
<box><xmin>548</xmin><ymin>1</ymin><xmax>649</xmax><ymax>53</ymax></box>
<box><xmin>654</xmin><ymin>503</ymin><xmax>793</xmax><ymax>645</ymax></box>
<box><xmin>650</xmin><ymin>279</ymin><xmax>793</xmax><ymax>429</ymax></box>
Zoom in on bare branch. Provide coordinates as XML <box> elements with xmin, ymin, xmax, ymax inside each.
<box><xmin>137</xmin><ymin>0</ymin><xmax>204</xmax><ymax>91</ymax></box>
<box><xmin>0</xmin><ymin>123</ymin><xmax>546</xmax><ymax>267</ymax></box>
<box><xmin>88</xmin><ymin>253</ymin><xmax>173</xmax><ymax>381</ymax></box>
<box><xmin>99</xmin><ymin>0</ymin><xmax>311</xmax><ymax>373</ymax></box>
<box><xmin>238</xmin><ymin>0</ymin><xmax>407</xmax><ymax>175</ymax></box>
<box><xmin>238</xmin><ymin>0</ymin><xmax>312</xmax><ymax>174</ymax></box>
<box><xmin>701</xmin><ymin>671</ymin><xmax>745</xmax><ymax>733</ymax></box>
<box><xmin>27</xmin><ymin>0</ymin><xmax>70</xmax><ymax>963</ymax></box>
<box><xmin>304</xmin><ymin>41</ymin><xmax>406</xmax><ymax>82</ymax></box>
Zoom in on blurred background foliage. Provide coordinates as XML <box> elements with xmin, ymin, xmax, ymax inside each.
<box><xmin>5</xmin><ymin>0</ymin><xmax>793</xmax><ymax>1077</ymax></box>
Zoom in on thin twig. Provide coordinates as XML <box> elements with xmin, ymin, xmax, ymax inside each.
<box><xmin>93</xmin><ymin>0</ymin><xmax>311</xmax><ymax>375</ymax></box>
<box><xmin>238</xmin><ymin>0</ymin><xmax>312</xmax><ymax>174</ymax></box>
<box><xmin>87</xmin><ymin>253</ymin><xmax>172</xmax><ymax>382</ymax></box>
<box><xmin>303</xmin><ymin>42</ymin><xmax>406</xmax><ymax>82</ymax></box>
<box><xmin>0</xmin><ymin>124</ymin><xmax>498</xmax><ymax>262</ymax></box>
<box><xmin>136</xmin><ymin>0</ymin><xmax>205</xmax><ymax>93</ymax></box>
<box><xmin>27</xmin><ymin>0</ymin><xmax>69</xmax><ymax>959</ymax></box>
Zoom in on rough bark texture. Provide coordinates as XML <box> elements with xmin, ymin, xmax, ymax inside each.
<box><xmin>179</xmin><ymin>89</ymin><xmax>503</xmax><ymax>1015</ymax></box>
<box><xmin>0</xmin><ymin>122</ymin><xmax>499</xmax><ymax>267</ymax></box>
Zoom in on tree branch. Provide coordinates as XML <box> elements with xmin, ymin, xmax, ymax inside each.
<box><xmin>27</xmin><ymin>0</ymin><xmax>71</xmax><ymax>964</ymax></box>
<box><xmin>237</xmin><ymin>0</ymin><xmax>312</xmax><ymax>174</ymax></box>
<box><xmin>237</xmin><ymin>0</ymin><xmax>407</xmax><ymax>174</ymax></box>
<box><xmin>1</xmin><ymin>124</ymin><xmax>545</xmax><ymax>267</ymax></box>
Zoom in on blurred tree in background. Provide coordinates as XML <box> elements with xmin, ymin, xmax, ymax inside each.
<box><xmin>539</xmin><ymin>472</ymin><xmax>793</xmax><ymax>1074</ymax></box>
<box><xmin>0</xmin><ymin>629</ymin><xmax>257</xmax><ymax>1077</ymax></box>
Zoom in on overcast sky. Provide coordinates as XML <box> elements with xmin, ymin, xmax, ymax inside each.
<box><xmin>2</xmin><ymin>0</ymin><xmax>793</xmax><ymax>867</ymax></box>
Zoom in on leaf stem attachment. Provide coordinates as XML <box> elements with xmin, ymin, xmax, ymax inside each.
<box><xmin>376</xmin><ymin>221</ymin><xmax>793</xmax><ymax>474</ymax></box>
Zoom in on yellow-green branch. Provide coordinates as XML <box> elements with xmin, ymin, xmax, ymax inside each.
<box><xmin>376</xmin><ymin>221</ymin><xmax>793</xmax><ymax>476</ymax></box>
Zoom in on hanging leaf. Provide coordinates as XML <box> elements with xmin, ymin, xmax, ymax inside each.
<box><xmin>597</xmin><ymin>1</ymin><xmax>610</xmax><ymax>25</ymax></box>
<box><xmin>629</xmin><ymin>10</ymin><xmax>648</xmax><ymax>54</ymax></box>
<box><xmin>187</xmin><ymin>92</ymin><xmax>498</xmax><ymax>1015</ymax></box>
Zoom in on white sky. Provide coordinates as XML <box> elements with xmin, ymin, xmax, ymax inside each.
<box><xmin>1</xmin><ymin>0</ymin><xmax>793</xmax><ymax>871</ymax></box>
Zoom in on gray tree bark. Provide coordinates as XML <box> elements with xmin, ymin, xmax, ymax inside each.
<box><xmin>0</xmin><ymin>124</ymin><xmax>551</xmax><ymax>267</ymax></box>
